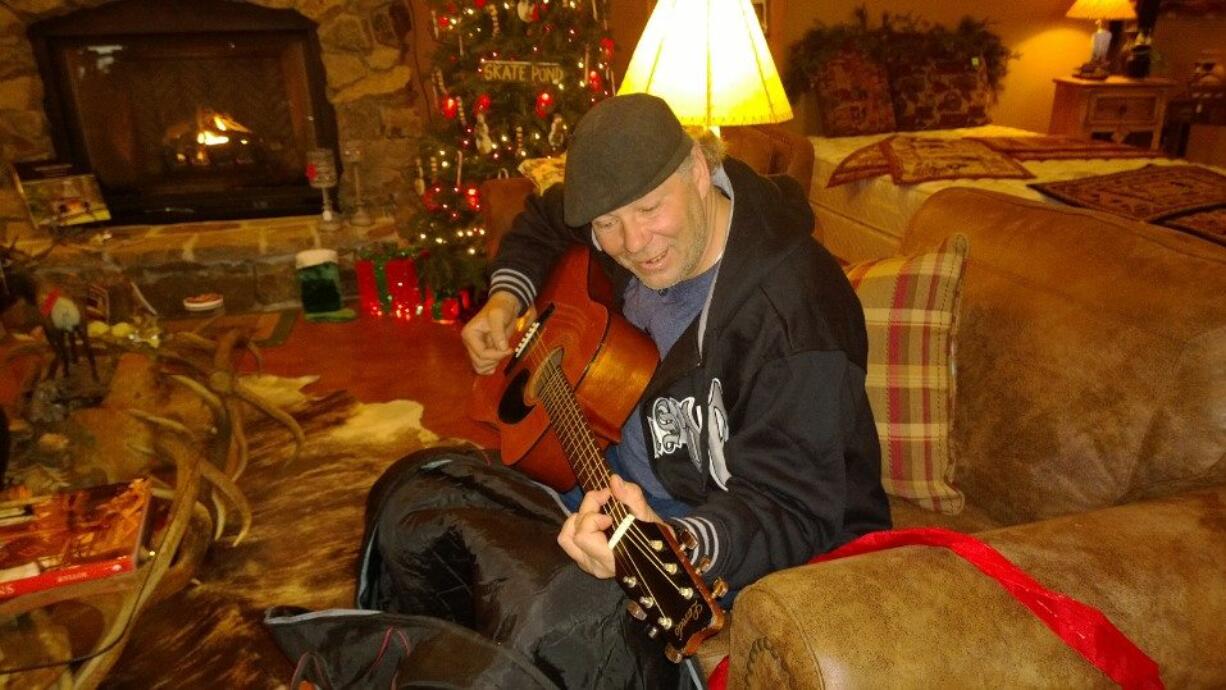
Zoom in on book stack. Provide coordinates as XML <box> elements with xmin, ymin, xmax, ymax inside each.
<box><xmin>0</xmin><ymin>478</ymin><xmax>152</xmax><ymax>599</ymax></box>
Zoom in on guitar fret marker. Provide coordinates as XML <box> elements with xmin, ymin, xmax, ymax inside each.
<box><xmin>607</xmin><ymin>513</ymin><xmax>636</xmax><ymax>550</ymax></box>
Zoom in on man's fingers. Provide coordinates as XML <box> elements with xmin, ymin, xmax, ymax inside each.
<box><xmin>610</xmin><ymin>475</ymin><xmax>662</xmax><ymax>524</ymax></box>
<box><xmin>577</xmin><ymin>487</ymin><xmax>611</xmax><ymax>515</ymax></box>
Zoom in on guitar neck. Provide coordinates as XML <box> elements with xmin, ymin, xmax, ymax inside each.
<box><xmin>534</xmin><ymin>355</ymin><xmax>615</xmax><ymax>495</ymax></box>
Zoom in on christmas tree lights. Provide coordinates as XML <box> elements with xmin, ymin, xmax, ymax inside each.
<box><xmin>407</xmin><ymin>0</ymin><xmax>615</xmax><ymax>304</ymax></box>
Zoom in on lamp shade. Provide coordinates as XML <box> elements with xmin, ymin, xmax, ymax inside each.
<box><xmin>618</xmin><ymin>0</ymin><xmax>792</xmax><ymax>128</ymax></box>
<box><xmin>1066</xmin><ymin>0</ymin><xmax>1136</xmax><ymax>20</ymax></box>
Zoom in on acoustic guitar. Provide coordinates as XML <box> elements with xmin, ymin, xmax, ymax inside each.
<box><xmin>468</xmin><ymin>245</ymin><xmax>726</xmax><ymax>662</ymax></box>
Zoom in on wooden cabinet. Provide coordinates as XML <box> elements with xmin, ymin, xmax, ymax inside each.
<box><xmin>1049</xmin><ymin>76</ymin><xmax>1178</xmax><ymax>150</ymax></box>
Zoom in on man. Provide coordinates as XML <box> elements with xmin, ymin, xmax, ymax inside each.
<box><xmin>462</xmin><ymin>93</ymin><xmax>889</xmax><ymax>591</ymax></box>
<box><xmin>353</xmin><ymin>94</ymin><xmax>888</xmax><ymax>688</ymax></box>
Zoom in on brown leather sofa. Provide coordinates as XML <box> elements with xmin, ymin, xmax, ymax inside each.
<box><xmin>728</xmin><ymin>188</ymin><xmax>1226</xmax><ymax>688</ymax></box>
<box><xmin>477</xmin><ymin>136</ymin><xmax>1225</xmax><ymax>686</ymax></box>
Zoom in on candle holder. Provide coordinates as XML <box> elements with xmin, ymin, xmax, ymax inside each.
<box><xmin>341</xmin><ymin>141</ymin><xmax>373</xmax><ymax>227</ymax></box>
<box><xmin>306</xmin><ymin>148</ymin><xmax>343</xmax><ymax>235</ymax></box>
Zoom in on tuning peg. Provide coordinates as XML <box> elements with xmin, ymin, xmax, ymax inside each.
<box><xmin>711</xmin><ymin>578</ymin><xmax>729</xmax><ymax>598</ymax></box>
<box><xmin>664</xmin><ymin>645</ymin><xmax>683</xmax><ymax>663</ymax></box>
<box><xmin>679</xmin><ymin>529</ymin><xmax>698</xmax><ymax>551</ymax></box>
<box><xmin>696</xmin><ymin>557</ymin><xmax>712</xmax><ymax>574</ymax></box>
<box><xmin>625</xmin><ymin>600</ymin><xmax>648</xmax><ymax>621</ymax></box>
<box><xmin>647</xmin><ymin>626</ymin><xmax>660</xmax><ymax>639</ymax></box>
<box><xmin>657</xmin><ymin>616</ymin><xmax>673</xmax><ymax>630</ymax></box>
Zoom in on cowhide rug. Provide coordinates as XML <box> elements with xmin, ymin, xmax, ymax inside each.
<box><xmin>101</xmin><ymin>376</ymin><xmax>459</xmax><ymax>689</ymax></box>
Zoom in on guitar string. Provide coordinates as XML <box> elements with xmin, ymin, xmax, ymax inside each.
<box><xmin>524</xmin><ymin>326</ymin><xmax>694</xmax><ymax>583</ymax></box>
<box><xmin>533</xmin><ymin>358</ymin><xmax>675</xmax><ymax>615</ymax></box>
<box><xmin>528</xmin><ymin>344</ymin><xmax>687</xmax><ymax>600</ymax></box>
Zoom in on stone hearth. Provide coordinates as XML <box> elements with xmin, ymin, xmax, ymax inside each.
<box><xmin>31</xmin><ymin>216</ymin><xmax>397</xmax><ymax>317</ymax></box>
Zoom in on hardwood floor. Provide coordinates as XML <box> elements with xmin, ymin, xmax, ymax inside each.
<box><xmin>0</xmin><ymin>311</ymin><xmax>498</xmax><ymax>448</ymax></box>
<box><xmin>252</xmin><ymin>312</ymin><xmax>498</xmax><ymax>447</ymax></box>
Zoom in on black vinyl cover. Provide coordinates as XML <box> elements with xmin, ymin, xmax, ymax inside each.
<box><xmin>267</xmin><ymin>448</ymin><xmax>680</xmax><ymax>689</ymax></box>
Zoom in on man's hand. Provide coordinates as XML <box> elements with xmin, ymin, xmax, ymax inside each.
<box><xmin>460</xmin><ymin>291</ymin><xmax>523</xmax><ymax>374</ymax></box>
<box><xmin>557</xmin><ymin>475</ymin><xmax>667</xmax><ymax>579</ymax></box>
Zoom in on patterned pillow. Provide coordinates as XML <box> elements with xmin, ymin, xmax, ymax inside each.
<box><xmin>517</xmin><ymin>155</ymin><xmax>566</xmax><ymax>194</ymax></box>
<box><xmin>812</xmin><ymin>50</ymin><xmax>897</xmax><ymax>136</ymax></box>
<box><xmin>843</xmin><ymin>234</ymin><xmax>970</xmax><ymax>514</ymax></box>
<box><xmin>890</xmin><ymin>57</ymin><xmax>992</xmax><ymax>131</ymax></box>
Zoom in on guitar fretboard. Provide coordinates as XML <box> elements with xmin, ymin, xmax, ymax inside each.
<box><xmin>534</xmin><ymin>353</ymin><xmax>615</xmax><ymax>496</ymax></box>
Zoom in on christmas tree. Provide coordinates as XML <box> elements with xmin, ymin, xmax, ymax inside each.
<box><xmin>408</xmin><ymin>0</ymin><xmax>616</xmax><ymax>299</ymax></box>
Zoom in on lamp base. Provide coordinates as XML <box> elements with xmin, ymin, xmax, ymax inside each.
<box><xmin>1074</xmin><ymin>60</ymin><xmax>1111</xmax><ymax>80</ymax></box>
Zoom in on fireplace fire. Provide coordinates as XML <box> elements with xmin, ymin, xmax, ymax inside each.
<box><xmin>164</xmin><ymin>108</ymin><xmax>262</xmax><ymax>170</ymax></box>
<box><xmin>29</xmin><ymin>0</ymin><xmax>338</xmax><ymax>225</ymax></box>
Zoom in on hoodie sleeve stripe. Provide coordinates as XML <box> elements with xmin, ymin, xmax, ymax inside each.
<box><xmin>489</xmin><ymin>268</ymin><xmax>536</xmax><ymax>313</ymax></box>
<box><xmin>672</xmin><ymin>516</ymin><xmax>720</xmax><ymax>572</ymax></box>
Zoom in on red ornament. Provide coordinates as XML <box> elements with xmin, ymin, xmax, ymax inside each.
<box><xmin>464</xmin><ymin>184</ymin><xmax>481</xmax><ymax>211</ymax></box>
<box><xmin>600</xmin><ymin>37</ymin><xmax>615</xmax><ymax>61</ymax></box>
<box><xmin>474</xmin><ymin>93</ymin><xmax>492</xmax><ymax>115</ymax></box>
<box><xmin>587</xmin><ymin>70</ymin><xmax>604</xmax><ymax>93</ymax></box>
<box><xmin>442</xmin><ymin>95</ymin><xmax>459</xmax><ymax>119</ymax></box>
<box><xmin>474</xmin><ymin>0</ymin><xmax>486</xmax><ymax>6</ymax></box>
<box><xmin>438</xmin><ymin>296</ymin><xmax>461</xmax><ymax>323</ymax></box>
<box><xmin>534</xmin><ymin>90</ymin><xmax>554</xmax><ymax>118</ymax></box>
<box><xmin>421</xmin><ymin>184</ymin><xmax>442</xmax><ymax>211</ymax></box>
<box><xmin>305</xmin><ymin>163</ymin><xmax>317</xmax><ymax>183</ymax></box>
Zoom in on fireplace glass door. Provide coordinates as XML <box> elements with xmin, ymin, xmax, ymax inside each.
<box><xmin>31</xmin><ymin>0</ymin><xmax>335</xmax><ymax>224</ymax></box>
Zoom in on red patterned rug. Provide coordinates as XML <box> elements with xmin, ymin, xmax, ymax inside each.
<box><xmin>827</xmin><ymin>136</ymin><xmax>1035</xmax><ymax>188</ymax></box>
<box><xmin>969</xmin><ymin>136</ymin><xmax>1161</xmax><ymax>161</ymax></box>
<box><xmin>826</xmin><ymin>140</ymin><xmax>890</xmax><ymax>188</ymax></box>
<box><xmin>882</xmin><ymin>137</ymin><xmax>1033</xmax><ymax>185</ymax></box>
<box><xmin>1031</xmin><ymin>165</ymin><xmax>1226</xmax><ymax>247</ymax></box>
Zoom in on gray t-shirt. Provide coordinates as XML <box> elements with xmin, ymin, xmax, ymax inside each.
<box><xmin>609</xmin><ymin>167</ymin><xmax>733</xmax><ymax>508</ymax></box>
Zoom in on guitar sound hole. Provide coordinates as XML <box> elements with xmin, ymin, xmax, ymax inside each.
<box><xmin>497</xmin><ymin>369</ymin><xmax>533</xmax><ymax>424</ymax></box>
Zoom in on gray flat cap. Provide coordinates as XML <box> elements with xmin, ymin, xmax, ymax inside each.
<box><xmin>563</xmin><ymin>93</ymin><xmax>693</xmax><ymax>227</ymax></box>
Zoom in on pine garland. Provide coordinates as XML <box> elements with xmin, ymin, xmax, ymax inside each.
<box><xmin>786</xmin><ymin>7</ymin><xmax>1017</xmax><ymax>103</ymax></box>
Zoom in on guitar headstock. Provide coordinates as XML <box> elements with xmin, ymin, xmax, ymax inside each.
<box><xmin>612</xmin><ymin>519</ymin><xmax>726</xmax><ymax>662</ymax></box>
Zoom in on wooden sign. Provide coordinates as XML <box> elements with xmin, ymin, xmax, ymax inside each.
<box><xmin>482</xmin><ymin>60</ymin><xmax>564</xmax><ymax>84</ymax></box>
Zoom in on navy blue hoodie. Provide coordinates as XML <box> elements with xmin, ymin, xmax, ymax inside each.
<box><xmin>489</xmin><ymin>157</ymin><xmax>890</xmax><ymax>589</ymax></box>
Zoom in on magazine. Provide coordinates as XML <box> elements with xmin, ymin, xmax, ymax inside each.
<box><xmin>0</xmin><ymin>478</ymin><xmax>152</xmax><ymax>599</ymax></box>
<box><xmin>10</xmin><ymin>160</ymin><xmax>111</xmax><ymax>228</ymax></box>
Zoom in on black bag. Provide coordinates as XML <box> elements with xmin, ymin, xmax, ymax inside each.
<box><xmin>264</xmin><ymin>606</ymin><xmax>559</xmax><ymax>689</ymax></box>
<box><xmin>267</xmin><ymin>448</ymin><xmax>681</xmax><ymax>690</ymax></box>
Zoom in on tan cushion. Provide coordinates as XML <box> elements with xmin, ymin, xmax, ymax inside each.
<box><xmin>843</xmin><ymin>234</ymin><xmax>969</xmax><ymax>514</ymax></box>
<box><xmin>517</xmin><ymin>155</ymin><xmax>566</xmax><ymax>194</ymax></box>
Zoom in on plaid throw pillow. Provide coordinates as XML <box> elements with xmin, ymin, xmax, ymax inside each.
<box><xmin>843</xmin><ymin>234</ymin><xmax>969</xmax><ymax>514</ymax></box>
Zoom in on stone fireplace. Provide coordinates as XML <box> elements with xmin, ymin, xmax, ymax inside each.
<box><xmin>29</xmin><ymin>0</ymin><xmax>338</xmax><ymax>224</ymax></box>
<box><xmin>0</xmin><ymin>0</ymin><xmax>426</xmax><ymax>315</ymax></box>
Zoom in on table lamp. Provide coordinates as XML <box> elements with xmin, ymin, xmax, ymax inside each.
<box><xmin>618</xmin><ymin>0</ymin><xmax>792</xmax><ymax>135</ymax></box>
<box><xmin>1066</xmin><ymin>0</ymin><xmax>1136</xmax><ymax>80</ymax></box>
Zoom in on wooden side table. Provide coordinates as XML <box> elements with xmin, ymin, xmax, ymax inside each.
<box><xmin>1048</xmin><ymin>76</ymin><xmax>1179</xmax><ymax>150</ymax></box>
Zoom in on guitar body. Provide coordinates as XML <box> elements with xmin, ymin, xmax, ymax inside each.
<box><xmin>469</xmin><ymin>246</ymin><xmax>659</xmax><ymax>491</ymax></box>
<box><xmin>469</xmin><ymin>246</ymin><xmax>726</xmax><ymax>660</ymax></box>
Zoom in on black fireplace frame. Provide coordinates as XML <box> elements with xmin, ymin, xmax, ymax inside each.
<box><xmin>28</xmin><ymin>0</ymin><xmax>339</xmax><ymax>225</ymax></box>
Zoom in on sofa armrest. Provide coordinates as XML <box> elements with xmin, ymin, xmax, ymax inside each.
<box><xmin>478</xmin><ymin>176</ymin><xmax>536</xmax><ymax>259</ymax></box>
<box><xmin>729</xmin><ymin>486</ymin><xmax>1226</xmax><ymax>689</ymax></box>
